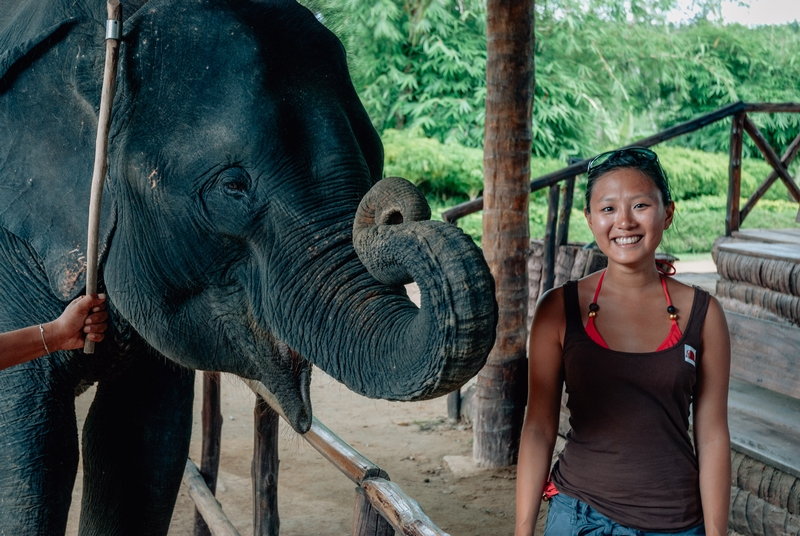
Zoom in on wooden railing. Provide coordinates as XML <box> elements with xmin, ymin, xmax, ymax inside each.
<box><xmin>185</xmin><ymin>371</ymin><xmax>449</xmax><ymax>536</ymax></box>
<box><xmin>441</xmin><ymin>101</ymin><xmax>800</xmax><ymax>420</ymax></box>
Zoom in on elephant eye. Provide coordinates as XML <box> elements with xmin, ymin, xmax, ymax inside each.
<box><xmin>219</xmin><ymin>167</ymin><xmax>251</xmax><ymax>197</ymax></box>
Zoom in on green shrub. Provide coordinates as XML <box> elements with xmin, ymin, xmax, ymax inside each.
<box><xmin>382</xmin><ymin>128</ymin><xmax>563</xmax><ymax>202</ymax></box>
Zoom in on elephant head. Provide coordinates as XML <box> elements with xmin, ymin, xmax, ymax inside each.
<box><xmin>0</xmin><ymin>0</ymin><xmax>497</xmax><ymax>433</ymax></box>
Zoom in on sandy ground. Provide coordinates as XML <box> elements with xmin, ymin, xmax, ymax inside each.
<box><xmin>65</xmin><ymin>260</ymin><xmax>717</xmax><ymax>536</ymax></box>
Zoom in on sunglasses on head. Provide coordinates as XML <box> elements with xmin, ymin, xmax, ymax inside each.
<box><xmin>587</xmin><ymin>146</ymin><xmax>660</xmax><ymax>174</ymax></box>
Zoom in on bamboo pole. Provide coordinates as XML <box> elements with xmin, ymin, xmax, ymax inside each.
<box><xmin>84</xmin><ymin>0</ymin><xmax>122</xmax><ymax>353</ymax></box>
<box><xmin>183</xmin><ymin>460</ymin><xmax>242</xmax><ymax>536</ymax></box>
<box><xmin>194</xmin><ymin>372</ymin><xmax>223</xmax><ymax>536</ymax></box>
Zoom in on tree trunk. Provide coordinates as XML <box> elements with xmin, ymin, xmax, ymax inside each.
<box><xmin>474</xmin><ymin>0</ymin><xmax>535</xmax><ymax>467</ymax></box>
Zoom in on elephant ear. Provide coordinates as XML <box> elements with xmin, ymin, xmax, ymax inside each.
<box><xmin>0</xmin><ymin>2</ymin><xmax>111</xmax><ymax>301</ymax></box>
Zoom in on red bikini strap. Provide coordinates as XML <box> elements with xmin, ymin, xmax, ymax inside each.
<box><xmin>660</xmin><ymin>274</ymin><xmax>674</xmax><ymax>308</ymax></box>
<box><xmin>592</xmin><ymin>269</ymin><xmax>606</xmax><ymax>304</ymax></box>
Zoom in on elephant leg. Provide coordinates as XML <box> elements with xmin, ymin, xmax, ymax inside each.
<box><xmin>0</xmin><ymin>360</ymin><xmax>79</xmax><ymax>535</ymax></box>
<box><xmin>78</xmin><ymin>351</ymin><xmax>194</xmax><ymax>536</ymax></box>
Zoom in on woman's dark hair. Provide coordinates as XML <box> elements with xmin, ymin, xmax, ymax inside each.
<box><xmin>585</xmin><ymin>146</ymin><xmax>672</xmax><ymax>211</ymax></box>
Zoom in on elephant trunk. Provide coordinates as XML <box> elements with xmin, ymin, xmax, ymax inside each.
<box><xmin>306</xmin><ymin>177</ymin><xmax>497</xmax><ymax>400</ymax></box>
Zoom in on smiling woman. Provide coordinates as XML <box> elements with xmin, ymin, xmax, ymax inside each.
<box><xmin>515</xmin><ymin>147</ymin><xmax>733</xmax><ymax>536</ymax></box>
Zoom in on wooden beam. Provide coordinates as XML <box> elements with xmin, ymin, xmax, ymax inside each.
<box><xmin>183</xmin><ymin>460</ymin><xmax>242</xmax><ymax>536</ymax></box>
<box><xmin>194</xmin><ymin>372</ymin><xmax>224</xmax><ymax>536</ymax></box>
<box><xmin>727</xmin><ymin>113</ymin><xmax>745</xmax><ymax>235</ymax></box>
<box><xmin>740</xmin><ymin>130</ymin><xmax>800</xmax><ymax>224</ymax></box>
<box><xmin>742</xmin><ymin>115</ymin><xmax>800</xmax><ymax>203</ymax></box>
<box><xmin>744</xmin><ymin>102</ymin><xmax>800</xmax><ymax>113</ymax></box>
<box><xmin>253</xmin><ymin>396</ymin><xmax>280</xmax><ymax>536</ymax></box>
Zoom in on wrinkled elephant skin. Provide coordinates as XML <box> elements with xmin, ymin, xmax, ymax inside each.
<box><xmin>0</xmin><ymin>0</ymin><xmax>497</xmax><ymax>534</ymax></box>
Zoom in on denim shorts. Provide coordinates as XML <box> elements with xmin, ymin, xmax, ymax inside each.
<box><xmin>544</xmin><ymin>492</ymin><xmax>706</xmax><ymax>536</ymax></box>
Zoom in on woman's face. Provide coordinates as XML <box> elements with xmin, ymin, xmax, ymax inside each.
<box><xmin>584</xmin><ymin>167</ymin><xmax>674</xmax><ymax>269</ymax></box>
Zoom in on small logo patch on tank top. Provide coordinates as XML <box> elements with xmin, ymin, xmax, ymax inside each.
<box><xmin>684</xmin><ymin>344</ymin><xmax>697</xmax><ymax>366</ymax></box>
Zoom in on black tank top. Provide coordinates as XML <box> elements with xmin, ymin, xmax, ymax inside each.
<box><xmin>550</xmin><ymin>280</ymin><xmax>710</xmax><ymax>531</ymax></box>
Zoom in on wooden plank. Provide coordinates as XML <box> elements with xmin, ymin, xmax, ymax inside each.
<box><xmin>742</xmin><ymin>115</ymin><xmax>800</xmax><ymax>202</ymax></box>
<box><xmin>446</xmin><ymin>390</ymin><xmax>460</xmax><ymax>424</ymax></box>
<box><xmin>351</xmin><ymin>487</ymin><xmax>394</xmax><ymax>536</ymax></box>
<box><xmin>183</xmin><ymin>460</ymin><xmax>242</xmax><ymax>536</ymax></box>
<box><xmin>253</xmin><ymin>396</ymin><xmax>280</xmax><ymax>536</ymax></box>
<box><xmin>727</xmin><ymin>112</ymin><xmax>745</xmax><ymax>235</ymax></box>
<box><xmin>725</xmin><ymin>312</ymin><xmax>800</xmax><ymax>399</ymax></box>
<box><xmin>718</xmin><ymin>241</ymin><xmax>800</xmax><ymax>263</ymax></box>
<box><xmin>728</xmin><ymin>378</ymin><xmax>800</xmax><ymax>480</ymax></box>
<box><xmin>732</xmin><ymin>229</ymin><xmax>800</xmax><ymax>245</ymax></box>
<box><xmin>361</xmin><ymin>478</ymin><xmax>450</xmax><ymax>536</ymax></box>
<box><xmin>739</xmin><ymin>130</ymin><xmax>800</xmax><ymax>224</ymax></box>
<box><xmin>195</xmin><ymin>372</ymin><xmax>224</xmax><ymax>536</ymax></box>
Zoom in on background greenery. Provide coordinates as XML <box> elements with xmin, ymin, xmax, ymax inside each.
<box><xmin>301</xmin><ymin>0</ymin><xmax>800</xmax><ymax>254</ymax></box>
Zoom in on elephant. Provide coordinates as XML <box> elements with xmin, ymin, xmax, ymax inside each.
<box><xmin>0</xmin><ymin>0</ymin><xmax>497</xmax><ymax>533</ymax></box>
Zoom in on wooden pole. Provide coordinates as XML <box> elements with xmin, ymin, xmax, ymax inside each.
<box><xmin>194</xmin><ymin>372</ymin><xmax>223</xmax><ymax>536</ymax></box>
<box><xmin>84</xmin><ymin>0</ymin><xmax>122</xmax><ymax>353</ymax></box>
<box><xmin>556</xmin><ymin>176</ymin><xmax>576</xmax><ymax>247</ymax></box>
<box><xmin>252</xmin><ymin>395</ymin><xmax>280</xmax><ymax>536</ymax></box>
<box><xmin>351</xmin><ymin>487</ymin><xmax>394</xmax><ymax>536</ymax></box>
<box><xmin>183</xmin><ymin>460</ymin><xmax>242</xmax><ymax>536</ymax></box>
<box><xmin>542</xmin><ymin>183</ymin><xmax>560</xmax><ymax>293</ymax></box>
<box><xmin>474</xmin><ymin>0</ymin><xmax>534</xmax><ymax>467</ymax></box>
<box><xmin>726</xmin><ymin>112</ymin><xmax>745</xmax><ymax>236</ymax></box>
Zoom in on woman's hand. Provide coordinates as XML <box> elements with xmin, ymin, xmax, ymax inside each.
<box><xmin>47</xmin><ymin>294</ymin><xmax>109</xmax><ymax>351</ymax></box>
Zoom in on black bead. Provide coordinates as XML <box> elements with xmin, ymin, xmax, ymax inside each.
<box><xmin>667</xmin><ymin>305</ymin><xmax>676</xmax><ymax>314</ymax></box>
<box><xmin>589</xmin><ymin>303</ymin><xmax>599</xmax><ymax>312</ymax></box>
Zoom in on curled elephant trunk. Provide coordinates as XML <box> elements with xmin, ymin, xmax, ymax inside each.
<box><xmin>339</xmin><ymin>177</ymin><xmax>497</xmax><ymax>400</ymax></box>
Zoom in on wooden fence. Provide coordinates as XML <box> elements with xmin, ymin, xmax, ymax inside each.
<box><xmin>441</xmin><ymin>100</ymin><xmax>800</xmax><ymax>421</ymax></box>
<box><xmin>185</xmin><ymin>372</ymin><xmax>449</xmax><ymax>536</ymax></box>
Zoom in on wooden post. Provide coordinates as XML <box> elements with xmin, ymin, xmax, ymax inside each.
<box><xmin>252</xmin><ymin>395</ymin><xmax>280</xmax><ymax>536</ymax></box>
<box><xmin>194</xmin><ymin>372</ymin><xmax>224</xmax><ymax>536</ymax></box>
<box><xmin>474</xmin><ymin>0</ymin><xmax>534</xmax><ymax>467</ymax></box>
<box><xmin>351</xmin><ymin>486</ymin><xmax>394</xmax><ymax>536</ymax></box>
<box><xmin>542</xmin><ymin>183</ymin><xmax>560</xmax><ymax>293</ymax></box>
<box><xmin>556</xmin><ymin>176</ymin><xmax>575</xmax><ymax>247</ymax></box>
<box><xmin>446</xmin><ymin>391</ymin><xmax>461</xmax><ymax>424</ymax></box>
<box><xmin>726</xmin><ymin>112</ymin><xmax>745</xmax><ymax>236</ymax></box>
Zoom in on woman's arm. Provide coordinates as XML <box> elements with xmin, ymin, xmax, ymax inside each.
<box><xmin>0</xmin><ymin>294</ymin><xmax>108</xmax><ymax>371</ymax></box>
<box><xmin>693</xmin><ymin>296</ymin><xmax>731</xmax><ymax>536</ymax></box>
<box><xmin>515</xmin><ymin>288</ymin><xmax>566</xmax><ymax>536</ymax></box>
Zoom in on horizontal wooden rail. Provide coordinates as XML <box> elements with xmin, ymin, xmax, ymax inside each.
<box><xmin>441</xmin><ymin>100</ymin><xmax>800</xmax><ymax>224</ymax></box>
<box><xmin>243</xmin><ymin>379</ymin><xmax>446</xmax><ymax>536</ymax></box>
<box><xmin>184</xmin><ymin>459</ymin><xmax>242</xmax><ymax>536</ymax></box>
